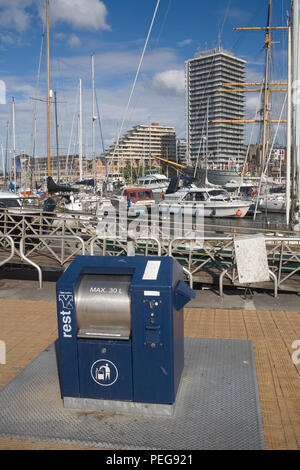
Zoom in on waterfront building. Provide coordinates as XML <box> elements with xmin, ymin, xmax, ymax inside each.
<box><xmin>186</xmin><ymin>47</ymin><xmax>246</xmax><ymax>168</ymax></box>
<box><xmin>14</xmin><ymin>154</ymin><xmax>89</xmax><ymax>183</ymax></box>
<box><xmin>13</xmin><ymin>123</ymin><xmax>177</xmax><ymax>183</ymax></box>
<box><xmin>103</xmin><ymin>122</ymin><xmax>177</xmax><ymax>176</ymax></box>
<box><xmin>176</xmin><ymin>138</ymin><xmax>189</xmax><ymax>165</ymax></box>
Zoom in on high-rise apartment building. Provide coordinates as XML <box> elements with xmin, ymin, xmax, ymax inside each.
<box><xmin>176</xmin><ymin>138</ymin><xmax>188</xmax><ymax>165</ymax></box>
<box><xmin>104</xmin><ymin>122</ymin><xmax>176</xmax><ymax>172</ymax></box>
<box><xmin>186</xmin><ymin>47</ymin><xmax>246</xmax><ymax>168</ymax></box>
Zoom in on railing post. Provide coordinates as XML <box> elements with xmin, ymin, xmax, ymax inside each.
<box><xmin>0</xmin><ymin>234</ymin><xmax>15</xmax><ymax>267</ymax></box>
<box><xmin>219</xmin><ymin>264</ymin><xmax>236</xmax><ymax>297</ymax></box>
<box><xmin>20</xmin><ymin>237</ymin><xmax>43</xmax><ymax>289</ymax></box>
<box><xmin>268</xmin><ymin>270</ymin><xmax>278</xmax><ymax>298</ymax></box>
<box><xmin>136</xmin><ymin>237</ymin><xmax>162</xmax><ymax>257</ymax></box>
<box><xmin>19</xmin><ymin>234</ymin><xmax>86</xmax><ymax>288</ymax></box>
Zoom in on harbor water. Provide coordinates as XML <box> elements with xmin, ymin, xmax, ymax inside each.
<box><xmin>207</xmin><ymin>211</ymin><xmax>289</xmax><ymax>234</ymax></box>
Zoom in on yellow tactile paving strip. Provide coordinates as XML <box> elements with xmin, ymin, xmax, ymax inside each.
<box><xmin>0</xmin><ymin>299</ymin><xmax>299</xmax><ymax>450</ymax></box>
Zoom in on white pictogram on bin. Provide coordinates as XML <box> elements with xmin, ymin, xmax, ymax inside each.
<box><xmin>91</xmin><ymin>359</ymin><xmax>118</xmax><ymax>386</ymax></box>
<box><xmin>58</xmin><ymin>294</ymin><xmax>74</xmax><ymax>309</ymax></box>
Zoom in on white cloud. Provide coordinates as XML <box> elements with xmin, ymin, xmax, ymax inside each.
<box><xmin>245</xmin><ymin>95</ymin><xmax>261</xmax><ymax>116</ymax></box>
<box><xmin>0</xmin><ymin>68</ymin><xmax>186</xmax><ymax>158</ymax></box>
<box><xmin>0</xmin><ymin>40</ymin><xmax>186</xmax><ymax>157</ymax></box>
<box><xmin>0</xmin><ymin>0</ymin><xmax>34</xmax><ymax>32</ymax></box>
<box><xmin>178</xmin><ymin>39</ymin><xmax>192</xmax><ymax>47</ymax></box>
<box><xmin>0</xmin><ymin>33</ymin><xmax>15</xmax><ymax>45</ymax></box>
<box><xmin>67</xmin><ymin>34</ymin><xmax>81</xmax><ymax>48</ymax></box>
<box><xmin>50</xmin><ymin>48</ymin><xmax>181</xmax><ymax>82</ymax></box>
<box><xmin>2</xmin><ymin>75</ymin><xmax>36</xmax><ymax>99</ymax></box>
<box><xmin>151</xmin><ymin>70</ymin><xmax>185</xmax><ymax>96</ymax></box>
<box><xmin>0</xmin><ymin>0</ymin><xmax>110</xmax><ymax>33</ymax></box>
<box><xmin>227</xmin><ymin>8</ymin><xmax>252</xmax><ymax>23</ymax></box>
<box><xmin>48</xmin><ymin>0</ymin><xmax>110</xmax><ymax>31</ymax></box>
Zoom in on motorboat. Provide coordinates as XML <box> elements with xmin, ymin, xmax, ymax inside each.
<box><xmin>224</xmin><ymin>182</ymin><xmax>259</xmax><ymax>198</ymax></box>
<box><xmin>0</xmin><ymin>191</ymin><xmax>42</xmax><ymax>214</ymax></box>
<box><xmin>258</xmin><ymin>186</ymin><xmax>286</xmax><ymax>213</ymax></box>
<box><xmin>158</xmin><ymin>186</ymin><xmax>251</xmax><ymax>218</ymax></box>
<box><xmin>137</xmin><ymin>172</ymin><xmax>170</xmax><ymax>193</ymax></box>
<box><xmin>110</xmin><ymin>187</ymin><xmax>155</xmax><ymax>214</ymax></box>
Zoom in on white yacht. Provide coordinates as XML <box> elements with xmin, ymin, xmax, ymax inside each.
<box><xmin>158</xmin><ymin>186</ymin><xmax>251</xmax><ymax>218</ymax></box>
<box><xmin>137</xmin><ymin>172</ymin><xmax>170</xmax><ymax>193</ymax></box>
<box><xmin>0</xmin><ymin>191</ymin><xmax>41</xmax><ymax>214</ymax></box>
<box><xmin>258</xmin><ymin>187</ymin><xmax>286</xmax><ymax>213</ymax></box>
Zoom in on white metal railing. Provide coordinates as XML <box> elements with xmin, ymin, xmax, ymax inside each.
<box><xmin>90</xmin><ymin>236</ymin><xmax>162</xmax><ymax>257</ymax></box>
<box><xmin>167</xmin><ymin>235</ymin><xmax>300</xmax><ymax>293</ymax></box>
<box><xmin>16</xmin><ymin>233</ymin><xmax>300</xmax><ymax>291</ymax></box>
<box><xmin>0</xmin><ymin>208</ymin><xmax>298</xmax><ymax>292</ymax></box>
<box><xmin>20</xmin><ymin>234</ymin><xmax>85</xmax><ymax>288</ymax></box>
<box><xmin>168</xmin><ymin>237</ymin><xmax>205</xmax><ymax>288</ymax></box>
<box><xmin>0</xmin><ymin>234</ymin><xmax>15</xmax><ymax>267</ymax></box>
<box><xmin>219</xmin><ymin>263</ymin><xmax>278</xmax><ymax>298</ymax></box>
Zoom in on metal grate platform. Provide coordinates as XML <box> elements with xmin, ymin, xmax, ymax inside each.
<box><xmin>0</xmin><ymin>339</ymin><xmax>265</xmax><ymax>450</ymax></box>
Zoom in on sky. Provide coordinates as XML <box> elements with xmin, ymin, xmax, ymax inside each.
<box><xmin>0</xmin><ymin>0</ymin><xmax>291</xmax><ymax>164</ymax></box>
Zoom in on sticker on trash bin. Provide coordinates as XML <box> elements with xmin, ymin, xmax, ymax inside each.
<box><xmin>91</xmin><ymin>359</ymin><xmax>118</xmax><ymax>386</ymax></box>
<box><xmin>142</xmin><ymin>260</ymin><xmax>161</xmax><ymax>280</ymax></box>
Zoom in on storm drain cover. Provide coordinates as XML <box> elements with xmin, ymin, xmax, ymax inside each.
<box><xmin>0</xmin><ymin>338</ymin><xmax>264</xmax><ymax>450</ymax></box>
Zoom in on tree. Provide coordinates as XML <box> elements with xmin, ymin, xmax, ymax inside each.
<box><xmin>120</xmin><ymin>164</ymin><xmax>152</xmax><ymax>183</ymax></box>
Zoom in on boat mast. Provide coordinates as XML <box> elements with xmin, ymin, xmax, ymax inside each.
<box><xmin>79</xmin><ymin>78</ymin><xmax>83</xmax><ymax>181</ymax></box>
<box><xmin>1</xmin><ymin>144</ymin><xmax>4</xmax><ymax>184</ymax></box>
<box><xmin>54</xmin><ymin>91</ymin><xmax>60</xmax><ymax>182</ymax></box>
<box><xmin>5</xmin><ymin>121</ymin><xmax>9</xmax><ymax>189</ymax></box>
<box><xmin>91</xmin><ymin>54</ymin><xmax>96</xmax><ymax>189</ymax></box>
<box><xmin>286</xmin><ymin>21</ymin><xmax>292</xmax><ymax>225</ymax></box>
<box><xmin>12</xmin><ymin>97</ymin><xmax>16</xmax><ymax>191</ymax></box>
<box><xmin>205</xmin><ymin>97</ymin><xmax>209</xmax><ymax>183</ymax></box>
<box><xmin>261</xmin><ymin>0</ymin><xmax>272</xmax><ymax>167</ymax></box>
<box><xmin>46</xmin><ymin>0</ymin><xmax>51</xmax><ymax>177</ymax></box>
<box><xmin>292</xmin><ymin>0</ymin><xmax>300</xmax><ymax>230</ymax></box>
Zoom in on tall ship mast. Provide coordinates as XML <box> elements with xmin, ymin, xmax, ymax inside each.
<box><xmin>228</xmin><ymin>0</ymin><xmax>289</xmax><ymax>170</ymax></box>
<box><xmin>220</xmin><ymin>0</ymin><xmax>291</xmax><ymax>223</ymax></box>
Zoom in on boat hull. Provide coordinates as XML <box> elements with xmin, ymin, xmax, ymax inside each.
<box><xmin>259</xmin><ymin>197</ymin><xmax>286</xmax><ymax>213</ymax></box>
<box><xmin>158</xmin><ymin>201</ymin><xmax>251</xmax><ymax>218</ymax></box>
<box><xmin>196</xmin><ymin>169</ymin><xmax>242</xmax><ymax>186</ymax></box>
